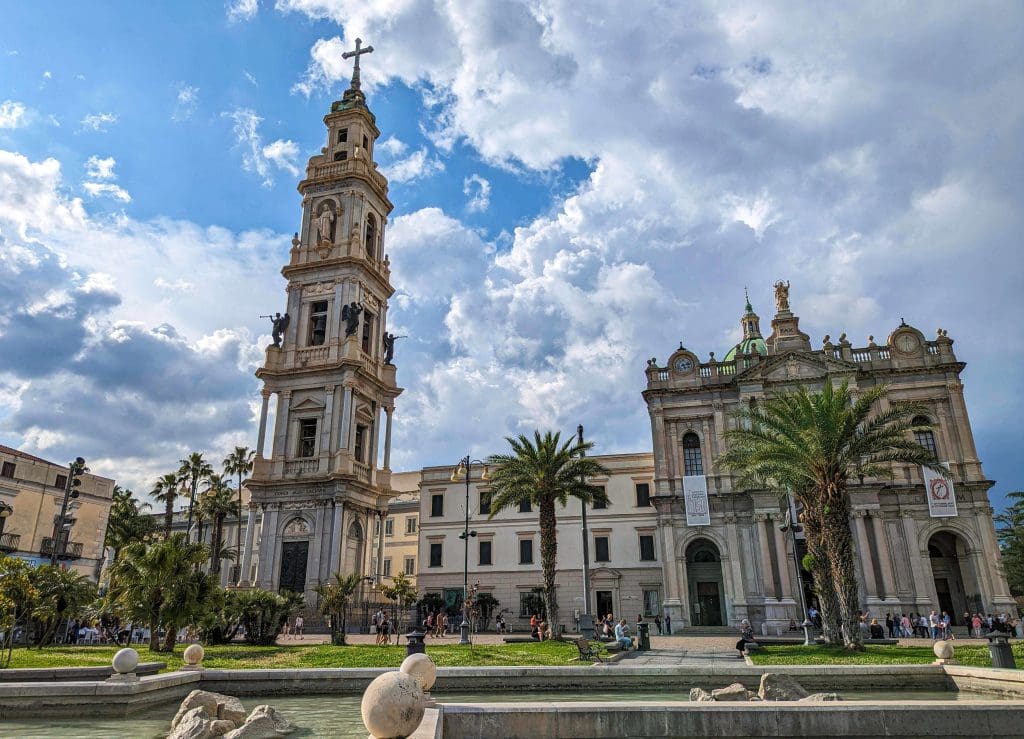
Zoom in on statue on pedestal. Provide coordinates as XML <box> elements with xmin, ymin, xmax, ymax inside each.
<box><xmin>317</xmin><ymin>204</ymin><xmax>335</xmax><ymax>245</ymax></box>
<box><xmin>382</xmin><ymin>333</ymin><xmax>406</xmax><ymax>364</ymax></box>
<box><xmin>774</xmin><ymin>280</ymin><xmax>791</xmax><ymax>313</ymax></box>
<box><xmin>263</xmin><ymin>312</ymin><xmax>290</xmax><ymax>348</ymax></box>
<box><xmin>342</xmin><ymin>301</ymin><xmax>364</xmax><ymax>337</ymax></box>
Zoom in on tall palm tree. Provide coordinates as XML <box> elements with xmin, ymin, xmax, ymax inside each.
<box><xmin>179</xmin><ymin>452</ymin><xmax>213</xmax><ymax>543</ymax></box>
<box><xmin>198</xmin><ymin>474</ymin><xmax>238</xmax><ymax>576</ymax></box>
<box><xmin>486</xmin><ymin>431</ymin><xmax>610</xmax><ymax>635</ymax></box>
<box><xmin>223</xmin><ymin>446</ymin><xmax>255</xmax><ymax>570</ymax></box>
<box><xmin>150</xmin><ymin>473</ymin><xmax>183</xmax><ymax>537</ymax></box>
<box><xmin>104</xmin><ymin>486</ymin><xmax>155</xmax><ymax>565</ymax></box>
<box><xmin>719</xmin><ymin>380</ymin><xmax>943</xmax><ymax>650</ymax></box>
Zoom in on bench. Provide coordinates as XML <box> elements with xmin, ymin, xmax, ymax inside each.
<box><xmin>572</xmin><ymin>637</ymin><xmax>606</xmax><ymax>663</ymax></box>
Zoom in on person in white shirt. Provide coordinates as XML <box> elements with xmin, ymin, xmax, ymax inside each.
<box><xmin>294</xmin><ymin>615</ymin><xmax>304</xmax><ymax>639</ymax></box>
<box><xmin>614</xmin><ymin>619</ymin><xmax>632</xmax><ymax>650</ymax></box>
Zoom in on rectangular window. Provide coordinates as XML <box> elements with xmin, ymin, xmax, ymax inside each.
<box><xmin>519</xmin><ymin>538</ymin><xmax>534</xmax><ymax>564</ymax></box>
<box><xmin>404</xmin><ymin>556</ymin><xmax>415</xmax><ymax>575</ymax></box>
<box><xmin>55</xmin><ymin>474</ymin><xmax>68</xmax><ymax>490</ymax></box>
<box><xmin>385</xmin><ymin>518</ymin><xmax>394</xmax><ymax>537</ymax></box>
<box><xmin>518</xmin><ymin>500</ymin><xmax>532</xmax><ymax>513</ymax></box>
<box><xmin>354</xmin><ymin>424</ymin><xmax>366</xmax><ymax>463</ymax></box>
<box><xmin>635</xmin><ymin>483</ymin><xmax>651</xmax><ymax>507</ymax></box>
<box><xmin>298</xmin><ymin>419</ymin><xmax>318</xmax><ymax>458</ymax></box>
<box><xmin>479</xmin><ymin>491</ymin><xmax>491</xmax><ymax>516</ymax></box>
<box><xmin>338</xmin><ymin>128</ymin><xmax>348</xmax><ymax>143</ymax></box>
<box><xmin>309</xmin><ymin>300</ymin><xmax>328</xmax><ymax>346</ymax></box>
<box><xmin>429</xmin><ymin>542</ymin><xmax>442</xmax><ymax>567</ymax></box>
<box><xmin>361</xmin><ymin>311</ymin><xmax>375</xmax><ymax>354</ymax></box>
<box><xmin>643</xmin><ymin>589</ymin><xmax>660</xmax><ymax>617</ymax></box>
<box><xmin>430</xmin><ymin>494</ymin><xmax>443</xmax><ymax>517</ymax></box>
<box><xmin>0</xmin><ymin>461</ymin><xmax>14</xmax><ymax>478</ymax></box>
<box><xmin>406</xmin><ymin>517</ymin><xmax>417</xmax><ymax>534</ymax></box>
<box><xmin>519</xmin><ymin>592</ymin><xmax>536</xmax><ymax>618</ymax></box>
<box><xmin>374</xmin><ymin>519</ymin><xmax>381</xmax><ymax>536</ymax></box>
<box><xmin>333</xmin><ymin>151</ymin><xmax>347</xmax><ymax>162</ymax></box>
<box><xmin>594</xmin><ymin>536</ymin><xmax>610</xmax><ymax>562</ymax></box>
<box><xmin>639</xmin><ymin>534</ymin><xmax>656</xmax><ymax>561</ymax></box>
<box><xmin>592</xmin><ymin>486</ymin><xmax>607</xmax><ymax>509</ymax></box>
<box><xmin>383</xmin><ymin>558</ymin><xmax>392</xmax><ymax>577</ymax></box>
<box><xmin>479</xmin><ymin>540</ymin><xmax>492</xmax><ymax>566</ymax></box>
<box><xmin>362</xmin><ymin>134</ymin><xmax>369</xmax><ymax>150</ymax></box>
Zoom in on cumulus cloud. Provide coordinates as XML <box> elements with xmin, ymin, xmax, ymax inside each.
<box><xmin>380</xmin><ymin>147</ymin><xmax>443</xmax><ymax>184</ymax></box>
<box><xmin>462</xmin><ymin>174</ymin><xmax>491</xmax><ymax>213</ymax></box>
<box><xmin>0</xmin><ymin>100</ymin><xmax>27</xmax><ymax>129</ymax></box>
<box><xmin>226</xmin><ymin>0</ymin><xmax>258</xmax><ymax>23</ymax></box>
<box><xmin>225</xmin><ymin>108</ymin><xmax>299</xmax><ymax>187</ymax></box>
<box><xmin>84</xmin><ymin>156</ymin><xmax>116</xmax><ymax>180</ymax></box>
<box><xmin>80</xmin><ymin>112</ymin><xmax>117</xmax><ymax>132</ymax></box>
<box><xmin>173</xmin><ymin>84</ymin><xmax>199</xmax><ymax>121</ymax></box>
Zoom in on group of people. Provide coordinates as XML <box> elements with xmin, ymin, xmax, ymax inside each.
<box><xmin>280</xmin><ymin>615</ymin><xmax>305</xmax><ymax>638</ymax></box>
<box><xmin>860</xmin><ymin>610</ymin><xmax>1019</xmax><ymax>640</ymax></box>
<box><xmin>422</xmin><ymin>610</ymin><xmax>453</xmax><ymax>638</ymax></box>
<box><xmin>372</xmin><ymin>609</ymin><xmax>395</xmax><ymax>644</ymax></box>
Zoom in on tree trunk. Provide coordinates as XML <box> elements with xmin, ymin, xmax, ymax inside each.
<box><xmin>800</xmin><ymin>504</ymin><xmax>842</xmax><ymax>646</ymax></box>
<box><xmin>164</xmin><ymin>496</ymin><xmax>174</xmax><ymax>537</ymax></box>
<box><xmin>185</xmin><ymin>480</ymin><xmax>197</xmax><ymax>543</ymax></box>
<box><xmin>211</xmin><ymin>516</ymin><xmax>223</xmax><ymax>575</ymax></box>
<box><xmin>538</xmin><ymin>497</ymin><xmax>559</xmax><ymax>638</ymax></box>
<box><xmin>822</xmin><ymin>496</ymin><xmax>863</xmax><ymax>651</ymax></box>
<box><xmin>149</xmin><ymin>618</ymin><xmax>161</xmax><ymax>652</ymax></box>
<box><xmin>162</xmin><ymin>622</ymin><xmax>177</xmax><ymax>652</ymax></box>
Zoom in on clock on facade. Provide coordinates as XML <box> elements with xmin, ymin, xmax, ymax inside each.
<box><xmin>894</xmin><ymin>332</ymin><xmax>920</xmax><ymax>354</ymax></box>
<box><xmin>674</xmin><ymin>357</ymin><xmax>694</xmax><ymax>373</ymax></box>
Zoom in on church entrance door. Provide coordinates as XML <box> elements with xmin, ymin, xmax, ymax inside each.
<box><xmin>928</xmin><ymin>531</ymin><xmax>969</xmax><ymax>623</ymax></box>
<box><xmin>279</xmin><ymin>540</ymin><xmax>309</xmax><ymax>594</ymax></box>
<box><xmin>685</xmin><ymin>538</ymin><xmax>726</xmax><ymax>626</ymax></box>
<box><xmin>695</xmin><ymin>582</ymin><xmax>723</xmax><ymax>626</ymax></box>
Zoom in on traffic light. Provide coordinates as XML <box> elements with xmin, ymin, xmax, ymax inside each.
<box><xmin>69</xmin><ymin>457</ymin><xmax>87</xmax><ymax>499</ymax></box>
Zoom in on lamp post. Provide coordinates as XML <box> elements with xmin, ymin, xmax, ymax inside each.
<box><xmin>779</xmin><ymin>492</ymin><xmax>814</xmax><ymax>646</ymax></box>
<box><xmin>451</xmin><ymin>456</ymin><xmax>489</xmax><ymax>645</ymax></box>
<box><xmin>577</xmin><ymin>425</ymin><xmax>594</xmax><ymax>638</ymax></box>
<box><xmin>51</xmin><ymin>457</ymin><xmax>86</xmax><ymax>566</ymax></box>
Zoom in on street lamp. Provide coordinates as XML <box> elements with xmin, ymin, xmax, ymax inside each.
<box><xmin>451</xmin><ymin>456</ymin><xmax>489</xmax><ymax>645</ymax></box>
<box><xmin>51</xmin><ymin>457</ymin><xmax>86</xmax><ymax>566</ymax></box>
<box><xmin>576</xmin><ymin>425</ymin><xmax>594</xmax><ymax>638</ymax></box>
<box><xmin>779</xmin><ymin>492</ymin><xmax>814</xmax><ymax>646</ymax></box>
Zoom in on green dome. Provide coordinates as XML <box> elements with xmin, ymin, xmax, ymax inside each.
<box><xmin>723</xmin><ymin>336</ymin><xmax>767</xmax><ymax>362</ymax></box>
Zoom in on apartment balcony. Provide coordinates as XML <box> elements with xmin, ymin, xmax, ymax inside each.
<box><xmin>40</xmin><ymin>537</ymin><xmax>84</xmax><ymax>560</ymax></box>
<box><xmin>0</xmin><ymin>532</ymin><xmax>19</xmax><ymax>552</ymax></box>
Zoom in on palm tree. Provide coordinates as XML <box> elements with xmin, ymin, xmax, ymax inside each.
<box><xmin>31</xmin><ymin>565</ymin><xmax>97</xmax><ymax>648</ymax></box>
<box><xmin>486</xmin><ymin>431</ymin><xmax>610</xmax><ymax>636</ymax></box>
<box><xmin>198</xmin><ymin>474</ymin><xmax>238</xmax><ymax>576</ymax></box>
<box><xmin>179</xmin><ymin>452</ymin><xmax>213</xmax><ymax>543</ymax></box>
<box><xmin>107</xmin><ymin>533</ymin><xmax>210</xmax><ymax>652</ymax></box>
<box><xmin>104</xmin><ymin>486</ymin><xmax>155</xmax><ymax>566</ymax></box>
<box><xmin>150</xmin><ymin>473</ymin><xmax>183</xmax><ymax>537</ymax></box>
<box><xmin>316</xmin><ymin>573</ymin><xmax>364</xmax><ymax>646</ymax></box>
<box><xmin>719</xmin><ymin>380</ymin><xmax>943</xmax><ymax>650</ymax></box>
<box><xmin>223</xmin><ymin>447</ymin><xmax>255</xmax><ymax>571</ymax></box>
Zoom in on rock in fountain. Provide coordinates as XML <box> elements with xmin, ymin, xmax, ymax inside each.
<box><xmin>167</xmin><ymin>690</ymin><xmax>293</xmax><ymax>739</ymax></box>
<box><xmin>361</xmin><ymin>671</ymin><xmax>426</xmax><ymax>739</ymax></box>
<box><xmin>689</xmin><ymin>674</ymin><xmax>843</xmax><ymax>704</ymax></box>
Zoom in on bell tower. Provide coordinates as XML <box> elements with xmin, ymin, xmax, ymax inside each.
<box><xmin>242</xmin><ymin>40</ymin><xmax>403</xmax><ymax>604</ymax></box>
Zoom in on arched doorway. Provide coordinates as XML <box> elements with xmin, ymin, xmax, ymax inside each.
<box><xmin>686</xmin><ymin>539</ymin><xmax>725</xmax><ymax>626</ymax></box>
<box><xmin>928</xmin><ymin>531</ymin><xmax>968</xmax><ymax>623</ymax></box>
<box><xmin>343</xmin><ymin>519</ymin><xmax>365</xmax><ymax>576</ymax></box>
<box><xmin>278</xmin><ymin>517</ymin><xmax>312</xmax><ymax>595</ymax></box>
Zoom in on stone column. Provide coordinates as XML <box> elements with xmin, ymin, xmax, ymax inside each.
<box><xmin>272</xmin><ymin>391</ymin><xmax>292</xmax><ymax>460</ymax></box>
<box><xmin>659</xmin><ymin>518</ymin><xmax>681</xmax><ymax>601</ymax></box>
<box><xmin>771</xmin><ymin>517</ymin><xmax>794</xmax><ymax>601</ymax></box>
<box><xmin>255</xmin><ymin>390</ymin><xmax>272</xmax><ymax>460</ymax></box>
<box><xmin>256</xmin><ymin>504</ymin><xmax>279</xmax><ymax>589</ymax></box>
<box><xmin>363</xmin><ymin>508</ymin><xmax>374</xmax><ymax>575</ymax></box>
<box><xmin>320</xmin><ymin>385</ymin><xmax>335</xmax><ymax>472</ymax></box>
<box><xmin>871</xmin><ymin>514</ymin><xmax>897</xmax><ymax>599</ymax></box>
<box><xmin>382</xmin><ymin>406</ymin><xmax>394</xmax><ymax>470</ymax></box>
<box><xmin>339</xmin><ymin>385</ymin><xmax>354</xmax><ymax>453</ymax></box>
<box><xmin>239</xmin><ymin>505</ymin><xmax>258</xmax><ymax>585</ymax></box>
<box><xmin>900</xmin><ymin>513</ymin><xmax>931</xmax><ymax>606</ymax></box>
<box><xmin>754</xmin><ymin>515</ymin><xmax>776</xmax><ymax>597</ymax></box>
<box><xmin>852</xmin><ymin>511</ymin><xmax>878</xmax><ymax>597</ymax></box>
<box><xmin>975</xmin><ymin>506</ymin><xmax>1013</xmax><ymax>600</ymax></box>
<box><xmin>328</xmin><ymin>501</ymin><xmax>345</xmax><ymax>577</ymax></box>
<box><xmin>376</xmin><ymin>510</ymin><xmax>386</xmax><ymax>582</ymax></box>
<box><xmin>330</xmin><ymin>282</ymin><xmax>344</xmax><ymax>343</ymax></box>
<box><xmin>306</xmin><ymin>503</ymin><xmax>326</xmax><ymax>591</ymax></box>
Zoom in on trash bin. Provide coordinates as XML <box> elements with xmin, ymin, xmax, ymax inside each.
<box><xmin>986</xmin><ymin>632</ymin><xmax>1017</xmax><ymax>669</ymax></box>
<box><xmin>637</xmin><ymin>622</ymin><xmax>651</xmax><ymax>651</ymax></box>
<box><xmin>406</xmin><ymin>628</ymin><xmax>427</xmax><ymax>657</ymax></box>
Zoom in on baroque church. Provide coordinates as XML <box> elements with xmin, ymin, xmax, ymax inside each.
<box><xmin>239</xmin><ymin>41</ymin><xmax>401</xmax><ymax>603</ymax></box>
<box><xmin>643</xmin><ymin>283</ymin><xmax>1015</xmax><ymax>632</ymax></box>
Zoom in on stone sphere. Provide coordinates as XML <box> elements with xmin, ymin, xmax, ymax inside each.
<box><xmin>361</xmin><ymin>671</ymin><xmax>426</xmax><ymax>739</ymax></box>
<box><xmin>933</xmin><ymin>640</ymin><xmax>954</xmax><ymax>660</ymax></box>
<box><xmin>112</xmin><ymin>647</ymin><xmax>139</xmax><ymax>674</ymax></box>
<box><xmin>183</xmin><ymin>643</ymin><xmax>205</xmax><ymax>666</ymax></box>
<box><xmin>400</xmin><ymin>653</ymin><xmax>437</xmax><ymax>691</ymax></box>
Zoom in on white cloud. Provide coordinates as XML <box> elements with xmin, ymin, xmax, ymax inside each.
<box><xmin>380</xmin><ymin>147</ymin><xmax>443</xmax><ymax>184</ymax></box>
<box><xmin>226</xmin><ymin>0</ymin><xmax>258</xmax><ymax>22</ymax></box>
<box><xmin>85</xmin><ymin>155</ymin><xmax>116</xmax><ymax>180</ymax></box>
<box><xmin>173</xmin><ymin>84</ymin><xmax>199</xmax><ymax>121</ymax></box>
<box><xmin>82</xmin><ymin>155</ymin><xmax>130</xmax><ymax>202</ymax></box>
<box><xmin>224</xmin><ymin>108</ymin><xmax>299</xmax><ymax>187</ymax></box>
<box><xmin>462</xmin><ymin>174</ymin><xmax>491</xmax><ymax>213</ymax></box>
<box><xmin>154</xmin><ymin>277</ymin><xmax>194</xmax><ymax>293</ymax></box>
<box><xmin>243</xmin><ymin>70</ymin><xmax>258</xmax><ymax>86</ymax></box>
<box><xmin>83</xmin><ymin>182</ymin><xmax>131</xmax><ymax>203</ymax></box>
<box><xmin>377</xmin><ymin>136</ymin><xmax>407</xmax><ymax>157</ymax></box>
<box><xmin>80</xmin><ymin>112</ymin><xmax>117</xmax><ymax>132</ymax></box>
<box><xmin>0</xmin><ymin>101</ymin><xmax>27</xmax><ymax>129</ymax></box>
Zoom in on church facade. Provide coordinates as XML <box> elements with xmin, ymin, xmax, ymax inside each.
<box><xmin>643</xmin><ymin>283</ymin><xmax>1015</xmax><ymax>633</ymax></box>
<box><xmin>240</xmin><ymin>46</ymin><xmax>402</xmax><ymax>605</ymax></box>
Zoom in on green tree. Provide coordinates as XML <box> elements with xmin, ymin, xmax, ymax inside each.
<box><xmin>486</xmin><ymin>430</ymin><xmax>610</xmax><ymax>636</ymax></box>
<box><xmin>474</xmin><ymin>592</ymin><xmax>500</xmax><ymax>632</ymax></box>
<box><xmin>316</xmin><ymin>573</ymin><xmax>363</xmax><ymax>646</ymax></box>
<box><xmin>995</xmin><ymin>491</ymin><xmax>1024</xmax><ymax>598</ymax></box>
<box><xmin>233</xmin><ymin>589</ymin><xmax>302</xmax><ymax>646</ymax></box>
<box><xmin>198</xmin><ymin>474</ymin><xmax>237</xmax><ymax>576</ymax></box>
<box><xmin>0</xmin><ymin>556</ymin><xmax>37</xmax><ymax>667</ymax></box>
<box><xmin>178</xmin><ymin>452</ymin><xmax>213</xmax><ymax>543</ymax></box>
<box><xmin>720</xmin><ymin>380</ymin><xmax>942</xmax><ymax>650</ymax></box>
<box><xmin>104</xmin><ymin>486</ymin><xmax>155</xmax><ymax>566</ymax></box>
<box><xmin>223</xmin><ymin>446</ymin><xmax>255</xmax><ymax>570</ymax></box>
<box><xmin>107</xmin><ymin>533</ymin><xmax>210</xmax><ymax>652</ymax></box>
<box><xmin>150</xmin><ymin>472</ymin><xmax>183</xmax><ymax>537</ymax></box>
<box><xmin>31</xmin><ymin>565</ymin><xmax>96</xmax><ymax>648</ymax></box>
<box><xmin>379</xmin><ymin>571</ymin><xmax>418</xmax><ymax>644</ymax></box>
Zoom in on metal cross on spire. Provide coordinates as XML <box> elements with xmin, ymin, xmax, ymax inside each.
<box><xmin>342</xmin><ymin>37</ymin><xmax>374</xmax><ymax>91</ymax></box>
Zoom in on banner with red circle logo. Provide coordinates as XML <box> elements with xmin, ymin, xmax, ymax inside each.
<box><xmin>922</xmin><ymin>466</ymin><xmax>957</xmax><ymax>518</ymax></box>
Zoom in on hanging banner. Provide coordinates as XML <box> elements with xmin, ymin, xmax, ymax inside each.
<box><xmin>683</xmin><ymin>475</ymin><xmax>711</xmax><ymax>526</ymax></box>
<box><xmin>922</xmin><ymin>466</ymin><xmax>957</xmax><ymax>518</ymax></box>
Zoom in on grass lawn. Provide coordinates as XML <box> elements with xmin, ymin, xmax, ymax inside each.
<box><xmin>749</xmin><ymin>642</ymin><xmax>1024</xmax><ymax>668</ymax></box>
<box><xmin>3</xmin><ymin>640</ymin><xmax>582</xmax><ymax>671</ymax></box>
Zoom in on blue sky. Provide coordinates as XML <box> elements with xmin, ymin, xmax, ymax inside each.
<box><xmin>0</xmin><ymin>2</ymin><xmax>1022</xmax><ymax>513</ymax></box>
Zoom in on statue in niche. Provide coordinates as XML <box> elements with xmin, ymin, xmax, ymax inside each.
<box><xmin>342</xmin><ymin>301</ymin><xmax>364</xmax><ymax>337</ymax></box>
<box><xmin>774</xmin><ymin>280</ymin><xmax>791</xmax><ymax>313</ymax></box>
<box><xmin>317</xmin><ymin>203</ymin><xmax>335</xmax><ymax>244</ymax></box>
<box><xmin>382</xmin><ymin>332</ymin><xmax>406</xmax><ymax>364</ymax></box>
<box><xmin>263</xmin><ymin>312</ymin><xmax>290</xmax><ymax>348</ymax></box>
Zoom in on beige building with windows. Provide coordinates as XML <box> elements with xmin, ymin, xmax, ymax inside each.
<box><xmin>0</xmin><ymin>445</ymin><xmax>115</xmax><ymax>579</ymax></box>
<box><xmin>414</xmin><ymin>453</ymin><xmax>662</xmax><ymax>632</ymax></box>
<box><xmin>643</xmin><ymin>283</ymin><xmax>1016</xmax><ymax>633</ymax></box>
<box><xmin>372</xmin><ymin>471</ymin><xmax>420</xmax><ymax>585</ymax></box>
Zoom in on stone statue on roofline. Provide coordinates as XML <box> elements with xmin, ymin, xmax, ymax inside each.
<box><xmin>342</xmin><ymin>301</ymin><xmax>364</xmax><ymax>336</ymax></box>
<box><xmin>774</xmin><ymin>280</ymin><xmax>791</xmax><ymax>313</ymax></box>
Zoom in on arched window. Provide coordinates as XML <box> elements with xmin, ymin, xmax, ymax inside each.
<box><xmin>912</xmin><ymin>415</ymin><xmax>938</xmax><ymax>457</ymax></box>
<box><xmin>365</xmin><ymin>213</ymin><xmax>377</xmax><ymax>259</ymax></box>
<box><xmin>682</xmin><ymin>432</ymin><xmax>703</xmax><ymax>476</ymax></box>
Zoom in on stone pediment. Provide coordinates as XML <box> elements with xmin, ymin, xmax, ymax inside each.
<box><xmin>590</xmin><ymin>567</ymin><xmax>622</xmax><ymax>581</ymax></box>
<box><xmin>743</xmin><ymin>351</ymin><xmax>858</xmax><ymax>383</ymax></box>
<box><xmin>291</xmin><ymin>397</ymin><xmax>327</xmax><ymax>411</ymax></box>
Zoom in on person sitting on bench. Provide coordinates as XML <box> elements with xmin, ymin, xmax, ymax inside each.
<box><xmin>736</xmin><ymin>619</ymin><xmax>757</xmax><ymax>658</ymax></box>
<box><xmin>614</xmin><ymin>619</ymin><xmax>633</xmax><ymax>650</ymax></box>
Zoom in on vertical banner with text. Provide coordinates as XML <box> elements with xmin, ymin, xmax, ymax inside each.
<box><xmin>683</xmin><ymin>475</ymin><xmax>711</xmax><ymax>526</ymax></box>
<box><xmin>922</xmin><ymin>466</ymin><xmax>957</xmax><ymax>518</ymax></box>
